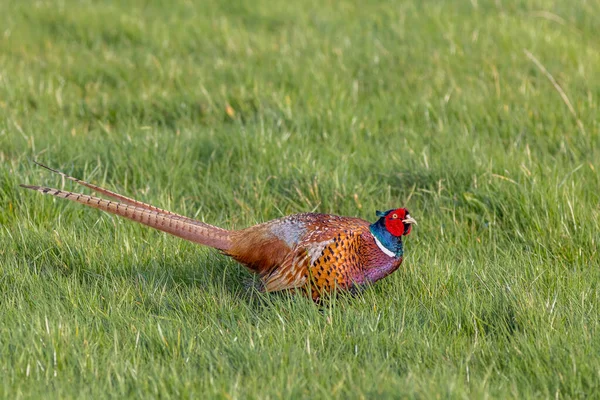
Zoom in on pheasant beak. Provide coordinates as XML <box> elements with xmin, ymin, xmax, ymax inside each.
<box><xmin>402</xmin><ymin>215</ymin><xmax>417</xmax><ymax>225</ymax></box>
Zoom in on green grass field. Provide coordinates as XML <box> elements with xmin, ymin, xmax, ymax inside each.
<box><xmin>1</xmin><ymin>0</ymin><xmax>599</xmax><ymax>398</ymax></box>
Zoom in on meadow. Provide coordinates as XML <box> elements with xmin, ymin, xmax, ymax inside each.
<box><xmin>1</xmin><ymin>0</ymin><xmax>599</xmax><ymax>398</ymax></box>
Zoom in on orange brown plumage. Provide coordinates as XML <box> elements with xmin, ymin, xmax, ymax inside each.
<box><xmin>21</xmin><ymin>163</ymin><xmax>416</xmax><ymax>301</ymax></box>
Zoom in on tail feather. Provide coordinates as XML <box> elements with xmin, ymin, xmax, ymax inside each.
<box><xmin>20</xmin><ymin>184</ymin><xmax>232</xmax><ymax>251</ymax></box>
<box><xmin>32</xmin><ymin>161</ymin><xmax>227</xmax><ymax>232</ymax></box>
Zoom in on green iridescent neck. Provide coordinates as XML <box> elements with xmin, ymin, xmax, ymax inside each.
<box><xmin>369</xmin><ymin>219</ymin><xmax>403</xmax><ymax>258</ymax></box>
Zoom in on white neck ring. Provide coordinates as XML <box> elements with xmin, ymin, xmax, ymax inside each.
<box><xmin>372</xmin><ymin>234</ymin><xmax>396</xmax><ymax>258</ymax></box>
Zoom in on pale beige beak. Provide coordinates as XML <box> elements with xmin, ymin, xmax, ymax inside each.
<box><xmin>402</xmin><ymin>215</ymin><xmax>417</xmax><ymax>225</ymax></box>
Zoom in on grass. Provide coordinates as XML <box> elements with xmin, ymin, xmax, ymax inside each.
<box><xmin>1</xmin><ymin>0</ymin><xmax>599</xmax><ymax>398</ymax></box>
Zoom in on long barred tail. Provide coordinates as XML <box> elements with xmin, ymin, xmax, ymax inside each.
<box><xmin>31</xmin><ymin>161</ymin><xmax>209</xmax><ymax>227</ymax></box>
<box><xmin>20</xmin><ymin>166</ymin><xmax>232</xmax><ymax>251</ymax></box>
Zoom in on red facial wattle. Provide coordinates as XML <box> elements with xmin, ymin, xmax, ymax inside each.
<box><xmin>384</xmin><ymin>209</ymin><xmax>408</xmax><ymax>237</ymax></box>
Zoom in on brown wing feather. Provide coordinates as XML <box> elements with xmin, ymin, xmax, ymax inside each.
<box><xmin>261</xmin><ymin>248</ymin><xmax>310</xmax><ymax>292</ymax></box>
<box><xmin>227</xmin><ymin>214</ymin><xmax>370</xmax><ymax>294</ymax></box>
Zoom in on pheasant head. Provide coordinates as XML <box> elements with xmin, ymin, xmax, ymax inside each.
<box><xmin>369</xmin><ymin>208</ymin><xmax>416</xmax><ymax>258</ymax></box>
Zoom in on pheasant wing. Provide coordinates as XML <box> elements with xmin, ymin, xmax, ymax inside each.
<box><xmin>261</xmin><ymin>217</ymin><xmax>369</xmax><ymax>293</ymax></box>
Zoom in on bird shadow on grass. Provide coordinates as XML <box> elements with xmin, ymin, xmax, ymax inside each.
<box><xmin>89</xmin><ymin>253</ymin><xmax>362</xmax><ymax>316</ymax></box>
<box><xmin>13</xmin><ymin>228</ymin><xmax>326</xmax><ymax>317</ymax></box>
<box><xmin>11</xmin><ymin>231</ymin><xmax>263</xmax><ymax>306</ymax></box>
<box><xmin>92</xmin><ymin>250</ymin><xmax>324</xmax><ymax>314</ymax></box>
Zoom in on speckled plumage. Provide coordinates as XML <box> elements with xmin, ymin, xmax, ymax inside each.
<box><xmin>22</xmin><ymin>163</ymin><xmax>416</xmax><ymax>301</ymax></box>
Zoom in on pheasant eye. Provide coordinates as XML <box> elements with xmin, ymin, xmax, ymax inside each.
<box><xmin>392</xmin><ymin>213</ymin><xmax>398</xmax><ymax>219</ymax></box>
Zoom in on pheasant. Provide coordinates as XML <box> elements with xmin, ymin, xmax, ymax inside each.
<box><xmin>21</xmin><ymin>162</ymin><xmax>416</xmax><ymax>301</ymax></box>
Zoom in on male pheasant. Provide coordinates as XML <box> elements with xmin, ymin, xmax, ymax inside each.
<box><xmin>21</xmin><ymin>163</ymin><xmax>416</xmax><ymax>301</ymax></box>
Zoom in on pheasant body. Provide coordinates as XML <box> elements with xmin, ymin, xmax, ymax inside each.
<box><xmin>227</xmin><ymin>213</ymin><xmax>407</xmax><ymax>299</ymax></box>
<box><xmin>21</xmin><ymin>163</ymin><xmax>416</xmax><ymax>301</ymax></box>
